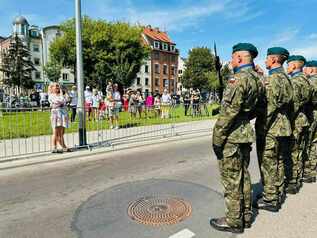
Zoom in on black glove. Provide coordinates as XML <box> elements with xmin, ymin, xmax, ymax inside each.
<box><xmin>213</xmin><ymin>144</ymin><xmax>223</xmax><ymax>160</ymax></box>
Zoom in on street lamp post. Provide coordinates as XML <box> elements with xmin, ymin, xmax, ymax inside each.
<box><xmin>75</xmin><ymin>0</ymin><xmax>86</xmax><ymax>146</ymax></box>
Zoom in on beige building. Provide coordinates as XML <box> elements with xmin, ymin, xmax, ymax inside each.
<box><xmin>0</xmin><ymin>16</ymin><xmax>74</xmax><ymax>93</ymax></box>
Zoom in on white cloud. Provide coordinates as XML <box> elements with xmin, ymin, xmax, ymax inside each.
<box><xmin>125</xmin><ymin>2</ymin><xmax>225</xmax><ymax>32</ymax></box>
<box><xmin>92</xmin><ymin>0</ymin><xmax>263</xmax><ymax>32</ymax></box>
<box><xmin>308</xmin><ymin>33</ymin><xmax>317</xmax><ymax>40</ymax></box>
<box><xmin>270</xmin><ymin>28</ymin><xmax>300</xmax><ymax>45</ymax></box>
<box><xmin>293</xmin><ymin>44</ymin><xmax>317</xmax><ymax>59</ymax></box>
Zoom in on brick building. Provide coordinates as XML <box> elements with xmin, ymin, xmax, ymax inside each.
<box><xmin>132</xmin><ymin>26</ymin><xmax>179</xmax><ymax>95</ymax></box>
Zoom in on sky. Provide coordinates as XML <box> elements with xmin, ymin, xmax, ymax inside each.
<box><xmin>0</xmin><ymin>0</ymin><xmax>317</xmax><ymax>65</ymax></box>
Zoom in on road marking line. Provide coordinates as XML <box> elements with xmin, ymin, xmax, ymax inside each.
<box><xmin>168</xmin><ymin>229</ymin><xmax>195</xmax><ymax>238</ymax></box>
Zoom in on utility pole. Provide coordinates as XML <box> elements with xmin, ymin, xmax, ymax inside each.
<box><xmin>75</xmin><ymin>0</ymin><xmax>86</xmax><ymax>146</ymax></box>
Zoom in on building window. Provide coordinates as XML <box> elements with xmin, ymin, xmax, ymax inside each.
<box><xmin>154</xmin><ymin>64</ymin><xmax>160</xmax><ymax>74</ymax></box>
<box><xmin>145</xmin><ymin>89</ymin><xmax>149</xmax><ymax>97</ymax></box>
<box><xmin>145</xmin><ymin>78</ymin><xmax>149</xmax><ymax>86</ymax></box>
<box><xmin>153</xmin><ymin>52</ymin><xmax>159</xmax><ymax>60</ymax></box>
<box><xmin>155</xmin><ymin>78</ymin><xmax>160</xmax><ymax>86</ymax></box>
<box><xmin>136</xmin><ymin>77</ymin><xmax>141</xmax><ymax>85</ymax></box>
<box><xmin>145</xmin><ymin>65</ymin><xmax>149</xmax><ymax>73</ymax></box>
<box><xmin>163</xmin><ymin>65</ymin><xmax>168</xmax><ymax>75</ymax></box>
<box><xmin>170</xmin><ymin>79</ymin><xmax>174</xmax><ymax>88</ymax></box>
<box><xmin>163</xmin><ymin>43</ymin><xmax>168</xmax><ymax>51</ymax></box>
<box><xmin>178</xmin><ymin>70</ymin><xmax>183</xmax><ymax>74</ymax></box>
<box><xmin>31</xmin><ymin>30</ymin><xmax>39</xmax><ymax>37</ymax></box>
<box><xmin>170</xmin><ymin>45</ymin><xmax>175</xmax><ymax>52</ymax></box>
<box><xmin>164</xmin><ymin>79</ymin><xmax>169</xmax><ymax>89</ymax></box>
<box><xmin>33</xmin><ymin>44</ymin><xmax>40</xmax><ymax>52</ymax></box>
<box><xmin>34</xmin><ymin>58</ymin><xmax>40</xmax><ymax>66</ymax></box>
<box><xmin>171</xmin><ymin>56</ymin><xmax>177</xmax><ymax>62</ymax></box>
<box><xmin>154</xmin><ymin>41</ymin><xmax>160</xmax><ymax>49</ymax></box>
<box><xmin>35</xmin><ymin>71</ymin><xmax>41</xmax><ymax>79</ymax></box>
<box><xmin>171</xmin><ymin>66</ymin><xmax>175</xmax><ymax>76</ymax></box>
<box><xmin>62</xmin><ymin>73</ymin><xmax>69</xmax><ymax>81</ymax></box>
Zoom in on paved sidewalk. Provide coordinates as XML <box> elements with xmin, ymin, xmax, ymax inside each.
<box><xmin>0</xmin><ymin>119</ymin><xmax>214</xmax><ymax>161</ymax></box>
<box><xmin>241</xmin><ymin>183</ymin><xmax>317</xmax><ymax>238</ymax></box>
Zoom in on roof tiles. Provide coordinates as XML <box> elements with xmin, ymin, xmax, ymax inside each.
<box><xmin>143</xmin><ymin>27</ymin><xmax>174</xmax><ymax>44</ymax></box>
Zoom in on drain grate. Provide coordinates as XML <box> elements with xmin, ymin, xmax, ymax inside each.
<box><xmin>127</xmin><ymin>196</ymin><xmax>192</xmax><ymax>226</ymax></box>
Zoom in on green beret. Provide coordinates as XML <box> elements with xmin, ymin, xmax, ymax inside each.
<box><xmin>305</xmin><ymin>60</ymin><xmax>317</xmax><ymax>67</ymax></box>
<box><xmin>287</xmin><ymin>55</ymin><xmax>306</xmax><ymax>64</ymax></box>
<box><xmin>267</xmin><ymin>47</ymin><xmax>289</xmax><ymax>58</ymax></box>
<box><xmin>233</xmin><ymin>43</ymin><xmax>258</xmax><ymax>58</ymax></box>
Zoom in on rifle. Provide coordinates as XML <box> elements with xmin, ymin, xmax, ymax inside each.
<box><xmin>214</xmin><ymin>42</ymin><xmax>224</xmax><ymax>102</ymax></box>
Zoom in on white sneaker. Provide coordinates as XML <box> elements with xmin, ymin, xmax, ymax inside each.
<box><xmin>115</xmin><ymin>126</ymin><xmax>119</xmax><ymax>130</ymax></box>
<box><xmin>110</xmin><ymin>125</ymin><xmax>114</xmax><ymax>129</ymax></box>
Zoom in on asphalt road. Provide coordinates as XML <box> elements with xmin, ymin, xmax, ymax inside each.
<box><xmin>0</xmin><ymin>135</ymin><xmax>316</xmax><ymax>238</ymax></box>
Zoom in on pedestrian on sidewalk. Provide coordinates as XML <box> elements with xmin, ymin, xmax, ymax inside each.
<box><xmin>69</xmin><ymin>86</ymin><xmax>78</xmax><ymax>122</ymax></box>
<box><xmin>111</xmin><ymin>84</ymin><xmax>122</xmax><ymax>129</ymax></box>
<box><xmin>161</xmin><ymin>89</ymin><xmax>171</xmax><ymax>119</ymax></box>
<box><xmin>84</xmin><ymin>86</ymin><xmax>93</xmax><ymax>121</ymax></box>
<box><xmin>145</xmin><ymin>93</ymin><xmax>154</xmax><ymax>118</ymax></box>
<box><xmin>48</xmin><ymin>83</ymin><xmax>72</xmax><ymax>153</ymax></box>
<box><xmin>92</xmin><ymin>89</ymin><xmax>101</xmax><ymax>121</ymax></box>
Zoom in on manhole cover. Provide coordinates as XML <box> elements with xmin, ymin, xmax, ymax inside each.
<box><xmin>127</xmin><ymin>196</ymin><xmax>192</xmax><ymax>226</ymax></box>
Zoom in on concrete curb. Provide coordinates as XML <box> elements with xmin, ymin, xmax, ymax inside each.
<box><xmin>0</xmin><ymin>131</ymin><xmax>212</xmax><ymax>171</ymax></box>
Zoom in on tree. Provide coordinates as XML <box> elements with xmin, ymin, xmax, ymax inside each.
<box><xmin>43</xmin><ymin>61</ymin><xmax>62</xmax><ymax>83</ymax></box>
<box><xmin>181</xmin><ymin>47</ymin><xmax>216</xmax><ymax>91</ymax></box>
<box><xmin>50</xmin><ymin>17</ymin><xmax>149</xmax><ymax>90</ymax></box>
<box><xmin>221</xmin><ymin>63</ymin><xmax>232</xmax><ymax>83</ymax></box>
<box><xmin>0</xmin><ymin>34</ymin><xmax>35</xmax><ymax>91</ymax></box>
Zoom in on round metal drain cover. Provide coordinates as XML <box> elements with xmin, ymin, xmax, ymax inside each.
<box><xmin>127</xmin><ymin>196</ymin><xmax>192</xmax><ymax>226</ymax></box>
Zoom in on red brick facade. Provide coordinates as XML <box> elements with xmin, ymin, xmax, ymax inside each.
<box><xmin>142</xmin><ymin>26</ymin><xmax>179</xmax><ymax>94</ymax></box>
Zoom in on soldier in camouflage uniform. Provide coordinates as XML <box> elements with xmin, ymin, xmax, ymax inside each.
<box><xmin>303</xmin><ymin>60</ymin><xmax>317</xmax><ymax>183</ymax></box>
<box><xmin>286</xmin><ymin>55</ymin><xmax>312</xmax><ymax>194</ymax></box>
<box><xmin>254</xmin><ymin>47</ymin><xmax>293</xmax><ymax>212</ymax></box>
<box><xmin>210</xmin><ymin>43</ymin><xmax>259</xmax><ymax>234</ymax></box>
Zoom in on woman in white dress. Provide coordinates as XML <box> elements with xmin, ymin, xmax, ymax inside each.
<box><xmin>48</xmin><ymin>83</ymin><xmax>72</xmax><ymax>153</ymax></box>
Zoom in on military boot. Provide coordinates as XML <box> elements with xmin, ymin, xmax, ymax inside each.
<box><xmin>302</xmin><ymin>176</ymin><xmax>315</xmax><ymax>183</ymax></box>
<box><xmin>244</xmin><ymin>211</ymin><xmax>254</xmax><ymax>229</ymax></box>
<box><xmin>253</xmin><ymin>198</ymin><xmax>280</xmax><ymax>212</ymax></box>
<box><xmin>279</xmin><ymin>192</ymin><xmax>286</xmax><ymax>205</ymax></box>
<box><xmin>210</xmin><ymin>217</ymin><xmax>244</xmax><ymax>234</ymax></box>
<box><xmin>296</xmin><ymin>181</ymin><xmax>303</xmax><ymax>192</ymax></box>
<box><xmin>285</xmin><ymin>184</ymin><xmax>297</xmax><ymax>194</ymax></box>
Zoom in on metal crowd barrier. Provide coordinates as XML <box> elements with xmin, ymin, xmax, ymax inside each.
<box><xmin>0</xmin><ymin>103</ymin><xmax>217</xmax><ymax>160</ymax></box>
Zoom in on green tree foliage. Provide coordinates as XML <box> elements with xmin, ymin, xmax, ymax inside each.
<box><xmin>43</xmin><ymin>61</ymin><xmax>62</xmax><ymax>82</ymax></box>
<box><xmin>50</xmin><ymin>17</ymin><xmax>149</xmax><ymax>90</ymax></box>
<box><xmin>182</xmin><ymin>47</ymin><xmax>233</xmax><ymax>92</ymax></box>
<box><xmin>221</xmin><ymin>63</ymin><xmax>232</xmax><ymax>83</ymax></box>
<box><xmin>181</xmin><ymin>47</ymin><xmax>216</xmax><ymax>91</ymax></box>
<box><xmin>0</xmin><ymin>34</ymin><xmax>35</xmax><ymax>90</ymax></box>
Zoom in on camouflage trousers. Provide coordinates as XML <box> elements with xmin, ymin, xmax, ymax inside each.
<box><xmin>307</xmin><ymin>140</ymin><xmax>317</xmax><ymax>178</ymax></box>
<box><xmin>218</xmin><ymin>142</ymin><xmax>252</xmax><ymax>227</ymax></box>
<box><xmin>287</xmin><ymin>126</ymin><xmax>309</xmax><ymax>185</ymax></box>
<box><xmin>261</xmin><ymin>135</ymin><xmax>290</xmax><ymax>204</ymax></box>
<box><xmin>306</xmin><ymin>118</ymin><xmax>317</xmax><ymax>178</ymax></box>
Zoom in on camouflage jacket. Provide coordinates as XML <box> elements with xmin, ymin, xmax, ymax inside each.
<box><xmin>265</xmin><ymin>67</ymin><xmax>293</xmax><ymax>137</ymax></box>
<box><xmin>309</xmin><ymin>74</ymin><xmax>317</xmax><ymax>119</ymax></box>
<box><xmin>213</xmin><ymin>65</ymin><xmax>259</xmax><ymax>146</ymax></box>
<box><xmin>291</xmin><ymin>72</ymin><xmax>312</xmax><ymax>128</ymax></box>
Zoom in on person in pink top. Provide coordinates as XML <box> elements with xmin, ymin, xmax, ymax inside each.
<box><xmin>145</xmin><ymin>93</ymin><xmax>154</xmax><ymax>118</ymax></box>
